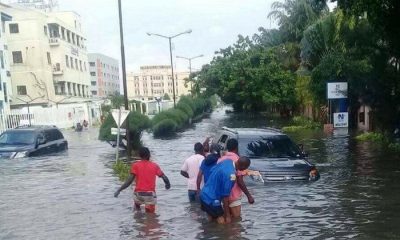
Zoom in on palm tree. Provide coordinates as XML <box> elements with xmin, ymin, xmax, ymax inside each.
<box><xmin>268</xmin><ymin>0</ymin><xmax>329</xmax><ymax>42</ymax></box>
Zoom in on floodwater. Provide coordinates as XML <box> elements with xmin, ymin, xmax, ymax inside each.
<box><xmin>1</xmin><ymin>108</ymin><xmax>400</xmax><ymax>240</ymax></box>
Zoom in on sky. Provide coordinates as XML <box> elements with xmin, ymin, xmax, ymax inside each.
<box><xmin>57</xmin><ymin>0</ymin><xmax>278</xmax><ymax>73</ymax></box>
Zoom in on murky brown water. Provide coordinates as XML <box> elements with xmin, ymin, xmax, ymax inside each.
<box><xmin>1</xmin><ymin>108</ymin><xmax>399</xmax><ymax>239</ymax></box>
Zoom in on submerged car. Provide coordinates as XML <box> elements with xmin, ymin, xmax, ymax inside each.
<box><xmin>214</xmin><ymin>127</ymin><xmax>319</xmax><ymax>182</ymax></box>
<box><xmin>0</xmin><ymin>125</ymin><xmax>68</xmax><ymax>159</ymax></box>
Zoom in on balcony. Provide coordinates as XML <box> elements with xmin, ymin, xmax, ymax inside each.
<box><xmin>53</xmin><ymin>63</ymin><xmax>63</xmax><ymax>75</ymax></box>
<box><xmin>49</xmin><ymin>37</ymin><xmax>60</xmax><ymax>46</ymax></box>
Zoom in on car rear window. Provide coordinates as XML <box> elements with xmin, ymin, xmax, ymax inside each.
<box><xmin>44</xmin><ymin>129</ymin><xmax>64</xmax><ymax>141</ymax></box>
<box><xmin>239</xmin><ymin>136</ymin><xmax>302</xmax><ymax>158</ymax></box>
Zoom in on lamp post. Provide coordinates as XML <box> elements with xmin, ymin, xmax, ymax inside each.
<box><xmin>118</xmin><ymin>0</ymin><xmax>131</xmax><ymax>159</ymax></box>
<box><xmin>16</xmin><ymin>95</ymin><xmax>44</xmax><ymax>126</ymax></box>
<box><xmin>176</xmin><ymin>54</ymin><xmax>203</xmax><ymax>94</ymax></box>
<box><xmin>146</xmin><ymin>29</ymin><xmax>192</xmax><ymax>108</ymax></box>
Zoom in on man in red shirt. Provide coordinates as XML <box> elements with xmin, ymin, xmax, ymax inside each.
<box><xmin>114</xmin><ymin>147</ymin><xmax>171</xmax><ymax>213</ymax></box>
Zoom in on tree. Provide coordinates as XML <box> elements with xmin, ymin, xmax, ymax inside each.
<box><xmin>268</xmin><ymin>0</ymin><xmax>329</xmax><ymax>42</ymax></box>
<box><xmin>163</xmin><ymin>93</ymin><xmax>170</xmax><ymax>100</ymax></box>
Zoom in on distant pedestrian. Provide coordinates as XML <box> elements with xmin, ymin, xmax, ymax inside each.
<box><xmin>218</xmin><ymin>139</ymin><xmax>254</xmax><ymax>218</ymax></box>
<box><xmin>181</xmin><ymin>142</ymin><xmax>205</xmax><ymax>202</ymax></box>
<box><xmin>114</xmin><ymin>147</ymin><xmax>171</xmax><ymax>213</ymax></box>
<box><xmin>203</xmin><ymin>137</ymin><xmax>211</xmax><ymax>155</ymax></box>
<box><xmin>200</xmin><ymin>156</ymin><xmax>251</xmax><ymax>224</ymax></box>
<box><xmin>197</xmin><ymin>143</ymin><xmax>221</xmax><ymax>193</ymax></box>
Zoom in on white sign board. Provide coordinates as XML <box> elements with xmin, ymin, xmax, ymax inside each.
<box><xmin>333</xmin><ymin>112</ymin><xmax>349</xmax><ymax>128</ymax></box>
<box><xmin>111</xmin><ymin>128</ymin><xmax>126</xmax><ymax>136</ymax></box>
<box><xmin>327</xmin><ymin>82</ymin><xmax>348</xmax><ymax>99</ymax></box>
<box><xmin>111</xmin><ymin>109</ymin><xmax>130</xmax><ymax>127</ymax></box>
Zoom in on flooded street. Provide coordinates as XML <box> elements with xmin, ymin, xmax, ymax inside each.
<box><xmin>1</xmin><ymin>108</ymin><xmax>400</xmax><ymax>239</ymax></box>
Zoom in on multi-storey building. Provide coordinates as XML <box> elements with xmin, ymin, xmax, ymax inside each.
<box><xmin>0</xmin><ymin>4</ymin><xmax>12</xmax><ymax>112</ymax></box>
<box><xmin>127</xmin><ymin>65</ymin><xmax>191</xmax><ymax>101</ymax></box>
<box><xmin>4</xmin><ymin>5</ymin><xmax>91</xmax><ymax>108</ymax></box>
<box><xmin>88</xmin><ymin>53</ymin><xmax>120</xmax><ymax>98</ymax></box>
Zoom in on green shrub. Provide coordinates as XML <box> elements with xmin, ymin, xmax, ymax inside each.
<box><xmin>113</xmin><ymin>160</ymin><xmax>130</xmax><ymax>181</ymax></box>
<box><xmin>179</xmin><ymin>96</ymin><xmax>196</xmax><ymax>111</ymax></box>
<box><xmin>177</xmin><ymin>102</ymin><xmax>194</xmax><ymax>118</ymax></box>
<box><xmin>388</xmin><ymin>143</ymin><xmax>400</xmax><ymax>152</ymax></box>
<box><xmin>355</xmin><ymin>132</ymin><xmax>386</xmax><ymax>142</ymax></box>
<box><xmin>292</xmin><ymin>116</ymin><xmax>321</xmax><ymax>129</ymax></box>
<box><xmin>153</xmin><ymin>119</ymin><xmax>178</xmax><ymax>137</ymax></box>
<box><xmin>99</xmin><ymin>111</ymin><xmax>150</xmax><ymax>150</ymax></box>
<box><xmin>151</xmin><ymin>111</ymin><xmax>172</xmax><ymax>126</ymax></box>
<box><xmin>282</xmin><ymin>125</ymin><xmax>308</xmax><ymax>132</ymax></box>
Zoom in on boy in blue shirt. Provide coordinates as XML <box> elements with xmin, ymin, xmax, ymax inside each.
<box><xmin>196</xmin><ymin>143</ymin><xmax>221</xmax><ymax>192</ymax></box>
<box><xmin>200</xmin><ymin>156</ymin><xmax>251</xmax><ymax>224</ymax></box>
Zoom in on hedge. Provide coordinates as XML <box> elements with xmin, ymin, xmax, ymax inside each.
<box><xmin>153</xmin><ymin>119</ymin><xmax>178</xmax><ymax>137</ymax></box>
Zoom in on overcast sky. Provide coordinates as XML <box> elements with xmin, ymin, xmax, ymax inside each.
<box><xmin>57</xmin><ymin>0</ymin><xmax>279</xmax><ymax>73</ymax></box>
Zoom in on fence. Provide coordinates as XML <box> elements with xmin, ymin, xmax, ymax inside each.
<box><xmin>0</xmin><ymin>102</ymin><xmax>102</xmax><ymax>134</ymax></box>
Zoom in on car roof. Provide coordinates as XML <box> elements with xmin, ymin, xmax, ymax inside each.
<box><xmin>3</xmin><ymin>125</ymin><xmax>59</xmax><ymax>133</ymax></box>
<box><xmin>221</xmin><ymin>127</ymin><xmax>285</xmax><ymax>137</ymax></box>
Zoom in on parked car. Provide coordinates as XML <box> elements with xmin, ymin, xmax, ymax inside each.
<box><xmin>0</xmin><ymin>125</ymin><xmax>68</xmax><ymax>159</ymax></box>
<box><xmin>214</xmin><ymin>127</ymin><xmax>320</xmax><ymax>182</ymax></box>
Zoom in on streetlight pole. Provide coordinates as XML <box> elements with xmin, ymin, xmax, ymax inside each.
<box><xmin>118</xmin><ymin>0</ymin><xmax>131</xmax><ymax>159</ymax></box>
<box><xmin>147</xmin><ymin>29</ymin><xmax>192</xmax><ymax>108</ymax></box>
<box><xmin>176</xmin><ymin>54</ymin><xmax>203</xmax><ymax>94</ymax></box>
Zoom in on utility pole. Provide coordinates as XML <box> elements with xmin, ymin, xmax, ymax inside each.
<box><xmin>118</xmin><ymin>0</ymin><xmax>131</xmax><ymax>159</ymax></box>
<box><xmin>147</xmin><ymin>29</ymin><xmax>192</xmax><ymax>107</ymax></box>
<box><xmin>176</xmin><ymin>54</ymin><xmax>203</xmax><ymax>95</ymax></box>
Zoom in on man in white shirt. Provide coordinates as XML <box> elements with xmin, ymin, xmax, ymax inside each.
<box><xmin>181</xmin><ymin>142</ymin><xmax>205</xmax><ymax>202</ymax></box>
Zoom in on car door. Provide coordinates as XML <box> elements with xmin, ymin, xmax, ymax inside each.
<box><xmin>30</xmin><ymin>132</ymin><xmax>48</xmax><ymax>157</ymax></box>
<box><xmin>43</xmin><ymin>130</ymin><xmax>58</xmax><ymax>154</ymax></box>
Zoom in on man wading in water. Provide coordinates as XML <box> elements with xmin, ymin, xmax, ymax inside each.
<box><xmin>114</xmin><ymin>147</ymin><xmax>171</xmax><ymax>213</ymax></box>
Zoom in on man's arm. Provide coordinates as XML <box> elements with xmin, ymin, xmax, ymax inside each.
<box><xmin>180</xmin><ymin>170</ymin><xmax>189</xmax><ymax>178</ymax></box>
<box><xmin>196</xmin><ymin>170</ymin><xmax>203</xmax><ymax>192</ymax></box>
<box><xmin>222</xmin><ymin>196</ymin><xmax>231</xmax><ymax>223</ymax></box>
<box><xmin>160</xmin><ymin>174</ymin><xmax>171</xmax><ymax>189</ymax></box>
<box><xmin>114</xmin><ymin>174</ymin><xmax>135</xmax><ymax>197</ymax></box>
<box><xmin>237</xmin><ymin>175</ymin><xmax>254</xmax><ymax>204</ymax></box>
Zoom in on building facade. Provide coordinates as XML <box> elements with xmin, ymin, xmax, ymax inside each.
<box><xmin>4</xmin><ymin>5</ymin><xmax>91</xmax><ymax>108</ymax></box>
<box><xmin>0</xmin><ymin>5</ymin><xmax>12</xmax><ymax>112</ymax></box>
<box><xmin>127</xmin><ymin>65</ymin><xmax>191</xmax><ymax>101</ymax></box>
<box><xmin>88</xmin><ymin>53</ymin><xmax>120</xmax><ymax>97</ymax></box>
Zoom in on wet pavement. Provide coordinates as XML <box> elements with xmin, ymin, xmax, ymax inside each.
<box><xmin>1</xmin><ymin>108</ymin><xmax>400</xmax><ymax>239</ymax></box>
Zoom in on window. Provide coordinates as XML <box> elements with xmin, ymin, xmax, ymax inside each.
<box><xmin>9</xmin><ymin>23</ymin><xmax>19</xmax><ymax>33</ymax></box>
<box><xmin>17</xmin><ymin>85</ymin><xmax>27</xmax><ymax>95</ymax></box>
<box><xmin>47</xmin><ymin>52</ymin><xmax>51</xmax><ymax>65</ymax></box>
<box><xmin>61</xmin><ymin>28</ymin><xmax>65</xmax><ymax>40</ymax></box>
<box><xmin>65</xmin><ymin>55</ymin><xmax>69</xmax><ymax>67</ymax></box>
<box><xmin>44</xmin><ymin>26</ymin><xmax>47</xmax><ymax>36</ymax></box>
<box><xmin>67</xmin><ymin>31</ymin><xmax>71</xmax><ymax>42</ymax></box>
<box><xmin>91</xmin><ymin>81</ymin><xmax>96</xmax><ymax>86</ymax></box>
<box><xmin>0</xmin><ymin>50</ymin><xmax>4</xmax><ymax>69</ymax></box>
<box><xmin>3</xmin><ymin>83</ymin><xmax>7</xmax><ymax>102</ymax></box>
<box><xmin>75</xmin><ymin>59</ymin><xmax>78</xmax><ymax>70</ymax></box>
<box><xmin>89</xmin><ymin>62</ymin><xmax>95</xmax><ymax>67</ymax></box>
<box><xmin>79</xmin><ymin>60</ymin><xmax>82</xmax><ymax>71</ymax></box>
<box><xmin>70</xmin><ymin>57</ymin><xmax>73</xmax><ymax>68</ymax></box>
<box><xmin>84</xmin><ymin>62</ymin><xmax>87</xmax><ymax>71</ymax></box>
<box><xmin>238</xmin><ymin>136</ymin><xmax>302</xmax><ymax>158</ymax></box>
<box><xmin>12</xmin><ymin>51</ymin><xmax>23</xmax><ymax>64</ymax></box>
<box><xmin>90</xmin><ymin>72</ymin><xmax>96</xmax><ymax>76</ymax></box>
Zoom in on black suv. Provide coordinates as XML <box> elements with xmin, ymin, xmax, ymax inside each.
<box><xmin>214</xmin><ymin>127</ymin><xmax>319</xmax><ymax>182</ymax></box>
<box><xmin>0</xmin><ymin>126</ymin><xmax>68</xmax><ymax>159</ymax></box>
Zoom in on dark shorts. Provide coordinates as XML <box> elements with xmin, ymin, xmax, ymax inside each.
<box><xmin>200</xmin><ymin>199</ymin><xmax>224</xmax><ymax>219</ymax></box>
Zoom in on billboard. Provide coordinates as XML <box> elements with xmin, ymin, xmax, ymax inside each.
<box><xmin>327</xmin><ymin>82</ymin><xmax>348</xmax><ymax>99</ymax></box>
<box><xmin>333</xmin><ymin>112</ymin><xmax>348</xmax><ymax>128</ymax></box>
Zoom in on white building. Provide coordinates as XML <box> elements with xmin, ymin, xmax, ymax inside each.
<box><xmin>4</xmin><ymin>5</ymin><xmax>91</xmax><ymax>108</ymax></box>
<box><xmin>0</xmin><ymin>4</ymin><xmax>12</xmax><ymax>112</ymax></box>
<box><xmin>88</xmin><ymin>53</ymin><xmax>120</xmax><ymax>98</ymax></box>
<box><xmin>127</xmin><ymin>65</ymin><xmax>191</xmax><ymax>101</ymax></box>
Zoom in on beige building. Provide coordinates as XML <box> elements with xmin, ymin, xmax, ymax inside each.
<box><xmin>4</xmin><ymin>5</ymin><xmax>91</xmax><ymax>108</ymax></box>
<box><xmin>127</xmin><ymin>65</ymin><xmax>191</xmax><ymax>101</ymax></box>
<box><xmin>0</xmin><ymin>4</ymin><xmax>13</xmax><ymax>112</ymax></box>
